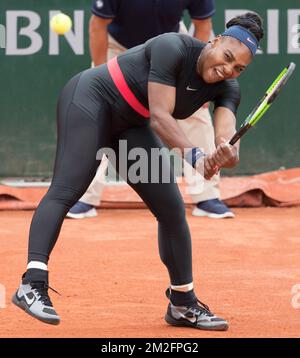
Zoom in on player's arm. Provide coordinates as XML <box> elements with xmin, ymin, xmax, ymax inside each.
<box><xmin>192</xmin><ymin>17</ymin><xmax>212</xmax><ymax>42</ymax></box>
<box><xmin>147</xmin><ymin>34</ymin><xmax>195</xmax><ymax>153</ymax></box>
<box><xmin>89</xmin><ymin>15</ymin><xmax>113</xmax><ymax>66</ymax></box>
<box><xmin>148</xmin><ymin>82</ymin><xmax>233</xmax><ymax>179</ymax></box>
<box><xmin>148</xmin><ymin>82</ymin><xmax>195</xmax><ymax>153</ymax></box>
<box><xmin>149</xmin><ymin>83</ymin><xmax>215</xmax><ymax>179</ymax></box>
<box><xmin>188</xmin><ymin>0</ymin><xmax>215</xmax><ymax>41</ymax></box>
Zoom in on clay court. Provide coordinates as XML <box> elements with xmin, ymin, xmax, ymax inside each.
<box><xmin>1</xmin><ymin>204</ymin><xmax>300</xmax><ymax>338</ymax></box>
<box><xmin>1</xmin><ymin>0</ymin><xmax>299</xmax><ymax>341</ymax></box>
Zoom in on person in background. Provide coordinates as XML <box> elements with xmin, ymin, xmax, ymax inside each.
<box><xmin>67</xmin><ymin>0</ymin><xmax>234</xmax><ymax>220</ymax></box>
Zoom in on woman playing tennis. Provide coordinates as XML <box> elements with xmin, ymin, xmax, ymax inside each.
<box><xmin>13</xmin><ymin>12</ymin><xmax>263</xmax><ymax>331</ymax></box>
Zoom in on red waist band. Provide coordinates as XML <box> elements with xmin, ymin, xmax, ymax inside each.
<box><xmin>107</xmin><ymin>57</ymin><xmax>150</xmax><ymax>119</ymax></box>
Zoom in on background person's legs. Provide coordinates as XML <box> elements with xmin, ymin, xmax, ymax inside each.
<box><xmin>177</xmin><ymin>107</ymin><xmax>234</xmax><ymax>219</ymax></box>
<box><xmin>68</xmin><ymin>35</ymin><xmax>127</xmax><ymax>218</ymax></box>
<box><xmin>77</xmin><ymin>154</ymin><xmax>109</xmax><ymax>206</ymax></box>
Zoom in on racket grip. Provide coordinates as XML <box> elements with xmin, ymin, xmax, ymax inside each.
<box><xmin>229</xmin><ymin>123</ymin><xmax>252</xmax><ymax>145</ymax></box>
<box><xmin>229</xmin><ymin>133</ymin><xmax>241</xmax><ymax>145</ymax></box>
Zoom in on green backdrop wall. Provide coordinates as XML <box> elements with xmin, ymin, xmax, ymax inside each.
<box><xmin>0</xmin><ymin>0</ymin><xmax>299</xmax><ymax>177</ymax></box>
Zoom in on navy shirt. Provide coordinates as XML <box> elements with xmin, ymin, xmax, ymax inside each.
<box><xmin>91</xmin><ymin>0</ymin><xmax>215</xmax><ymax>48</ymax></box>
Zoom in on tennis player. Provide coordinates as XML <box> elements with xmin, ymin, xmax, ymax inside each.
<box><xmin>12</xmin><ymin>12</ymin><xmax>263</xmax><ymax>331</ymax></box>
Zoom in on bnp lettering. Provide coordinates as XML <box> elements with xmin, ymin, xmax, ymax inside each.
<box><xmin>1</xmin><ymin>8</ymin><xmax>300</xmax><ymax>56</ymax></box>
<box><xmin>4</xmin><ymin>10</ymin><xmax>84</xmax><ymax>55</ymax></box>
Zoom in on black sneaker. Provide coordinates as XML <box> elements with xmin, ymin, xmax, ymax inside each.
<box><xmin>12</xmin><ymin>276</ymin><xmax>60</xmax><ymax>325</ymax></box>
<box><xmin>165</xmin><ymin>289</ymin><xmax>228</xmax><ymax>331</ymax></box>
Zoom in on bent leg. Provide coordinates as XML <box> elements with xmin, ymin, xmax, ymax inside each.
<box><xmin>113</xmin><ymin>126</ymin><xmax>192</xmax><ymax>285</ymax></box>
<box><xmin>28</xmin><ymin>77</ymin><xmax>112</xmax><ymax>264</ymax></box>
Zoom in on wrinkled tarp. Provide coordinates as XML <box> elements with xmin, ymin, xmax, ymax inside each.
<box><xmin>1</xmin><ymin>168</ymin><xmax>299</xmax><ymax>210</ymax></box>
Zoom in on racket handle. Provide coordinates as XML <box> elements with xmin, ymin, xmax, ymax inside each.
<box><xmin>229</xmin><ymin>123</ymin><xmax>252</xmax><ymax>145</ymax></box>
<box><xmin>229</xmin><ymin>133</ymin><xmax>241</xmax><ymax>145</ymax></box>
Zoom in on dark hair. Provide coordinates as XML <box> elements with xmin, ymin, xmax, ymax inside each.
<box><xmin>226</xmin><ymin>12</ymin><xmax>264</xmax><ymax>43</ymax></box>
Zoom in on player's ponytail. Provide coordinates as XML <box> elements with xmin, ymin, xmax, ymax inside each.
<box><xmin>226</xmin><ymin>12</ymin><xmax>264</xmax><ymax>43</ymax></box>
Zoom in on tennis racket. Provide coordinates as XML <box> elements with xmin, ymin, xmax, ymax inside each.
<box><xmin>229</xmin><ymin>62</ymin><xmax>296</xmax><ymax>145</ymax></box>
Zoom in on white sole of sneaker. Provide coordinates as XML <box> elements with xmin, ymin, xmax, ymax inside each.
<box><xmin>66</xmin><ymin>208</ymin><xmax>98</xmax><ymax>219</ymax></box>
<box><xmin>192</xmin><ymin>207</ymin><xmax>235</xmax><ymax>219</ymax></box>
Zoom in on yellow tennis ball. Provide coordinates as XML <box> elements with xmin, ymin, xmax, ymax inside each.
<box><xmin>50</xmin><ymin>13</ymin><xmax>72</xmax><ymax>35</ymax></box>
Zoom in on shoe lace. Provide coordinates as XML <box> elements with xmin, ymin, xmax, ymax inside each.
<box><xmin>165</xmin><ymin>287</ymin><xmax>213</xmax><ymax>317</ymax></box>
<box><xmin>31</xmin><ymin>282</ymin><xmax>61</xmax><ymax>306</ymax></box>
<box><xmin>188</xmin><ymin>299</ymin><xmax>214</xmax><ymax>317</ymax></box>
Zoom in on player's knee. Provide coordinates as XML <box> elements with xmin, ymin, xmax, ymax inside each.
<box><xmin>155</xmin><ymin>201</ymin><xmax>186</xmax><ymax>224</ymax></box>
<box><xmin>46</xmin><ymin>183</ymin><xmax>82</xmax><ymax>207</ymax></box>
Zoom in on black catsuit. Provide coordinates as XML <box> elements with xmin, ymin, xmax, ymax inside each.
<box><xmin>27</xmin><ymin>33</ymin><xmax>240</xmax><ymax>285</ymax></box>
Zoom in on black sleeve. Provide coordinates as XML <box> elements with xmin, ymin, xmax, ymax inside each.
<box><xmin>147</xmin><ymin>34</ymin><xmax>185</xmax><ymax>87</ymax></box>
<box><xmin>213</xmin><ymin>79</ymin><xmax>241</xmax><ymax>115</ymax></box>
<box><xmin>91</xmin><ymin>0</ymin><xmax>120</xmax><ymax>19</ymax></box>
<box><xmin>188</xmin><ymin>0</ymin><xmax>216</xmax><ymax>20</ymax></box>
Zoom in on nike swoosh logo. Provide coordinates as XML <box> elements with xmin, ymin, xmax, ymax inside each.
<box><xmin>247</xmin><ymin>37</ymin><xmax>256</xmax><ymax>45</ymax></box>
<box><xmin>186</xmin><ymin>85</ymin><xmax>198</xmax><ymax>91</ymax></box>
<box><xmin>21</xmin><ymin>287</ymin><xmax>35</xmax><ymax>306</ymax></box>
<box><xmin>180</xmin><ymin>312</ymin><xmax>197</xmax><ymax>323</ymax></box>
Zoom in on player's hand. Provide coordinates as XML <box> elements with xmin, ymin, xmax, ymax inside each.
<box><xmin>212</xmin><ymin>138</ymin><xmax>239</xmax><ymax>169</ymax></box>
<box><xmin>196</xmin><ymin>138</ymin><xmax>239</xmax><ymax>180</ymax></box>
<box><xmin>204</xmin><ymin>154</ymin><xmax>220</xmax><ymax>179</ymax></box>
<box><xmin>194</xmin><ymin>155</ymin><xmax>219</xmax><ymax>180</ymax></box>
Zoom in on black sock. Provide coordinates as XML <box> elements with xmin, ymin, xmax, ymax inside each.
<box><xmin>170</xmin><ymin>289</ymin><xmax>197</xmax><ymax>306</ymax></box>
<box><xmin>23</xmin><ymin>269</ymin><xmax>48</xmax><ymax>284</ymax></box>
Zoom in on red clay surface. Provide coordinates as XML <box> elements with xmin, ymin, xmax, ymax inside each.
<box><xmin>1</xmin><ymin>207</ymin><xmax>300</xmax><ymax>338</ymax></box>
